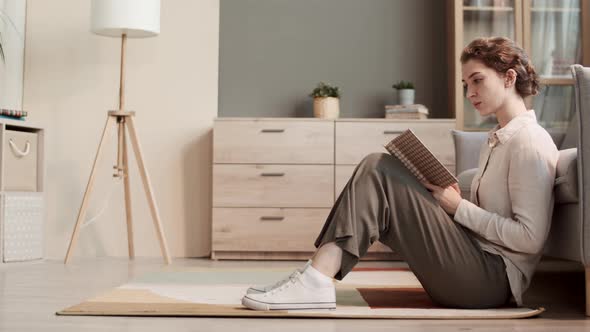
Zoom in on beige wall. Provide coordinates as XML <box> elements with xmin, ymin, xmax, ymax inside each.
<box><xmin>23</xmin><ymin>0</ymin><xmax>219</xmax><ymax>259</ymax></box>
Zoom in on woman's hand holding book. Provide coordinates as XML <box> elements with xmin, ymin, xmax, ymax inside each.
<box><xmin>422</xmin><ymin>181</ymin><xmax>462</xmax><ymax>216</ymax></box>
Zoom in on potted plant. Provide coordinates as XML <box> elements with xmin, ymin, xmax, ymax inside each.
<box><xmin>309</xmin><ymin>82</ymin><xmax>340</xmax><ymax>119</ymax></box>
<box><xmin>392</xmin><ymin>80</ymin><xmax>415</xmax><ymax>105</ymax></box>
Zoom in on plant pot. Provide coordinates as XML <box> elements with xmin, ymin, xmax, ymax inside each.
<box><xmin>313</xmin><ymin>97</ymin><xmax>340</xmax><ymax>119</ymax></box>
<box><xmin>398</xmin><ymin>89</ymin><xmax>415</xmax><ymax>105</ymax></box>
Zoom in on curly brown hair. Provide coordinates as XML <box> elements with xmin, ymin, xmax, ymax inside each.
<box><xmin>460</xmin><ymin>37</ymin><xmax>539</xmax><ymax>98</ymax></box>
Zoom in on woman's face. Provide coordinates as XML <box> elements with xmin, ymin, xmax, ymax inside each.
<box><xmin>461</xmin><ymin>59</ymin><xmax>508</xmax><ymax>117</ymax></box>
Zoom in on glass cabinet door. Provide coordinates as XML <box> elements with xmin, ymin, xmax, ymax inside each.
<box><xmin>525</xmin><ymin>0</ymin><xmax>581</xmax><ymax>132</ymax></box>
<box><xmin>527</xmin><ymin>0</ymin><xmax>582</xmax><ymax>81</ymax></box>
<box><xmin>462</xmin><ymin>0</ymin><xmax>518</xmax><ymax>130</ymax></box>
<box><xmin>532</xmin><ymin>85</ymin><xmax>575</xmax><ymax>130</ymax></box>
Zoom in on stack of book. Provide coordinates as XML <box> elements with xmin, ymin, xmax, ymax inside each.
<box><xmin>384</xmin><ymin>104</ymin><xmax>429</xmax><ymax>120</ymax></box>
<box><xmin>0</xmin><ymin>109</ymin><xmax>27</xmax><ymax>121</ymax></box>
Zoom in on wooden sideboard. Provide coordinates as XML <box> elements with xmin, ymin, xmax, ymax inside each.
<box><xmin>211</xmin><ymin>118</ymin><xmax>455</xmax><ymax>260</ymax></box>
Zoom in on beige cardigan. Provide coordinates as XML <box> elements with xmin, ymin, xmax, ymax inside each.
<box><xmin>453</xmin><ymin>110</ymin><xmax>559</xmax><ymax>306</ymax></box>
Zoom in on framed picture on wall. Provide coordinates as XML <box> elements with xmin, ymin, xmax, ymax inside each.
<box><xmin>0</xmin><ymin>0</ymin><xmax>26</xmax><ymax>111</ymax></box>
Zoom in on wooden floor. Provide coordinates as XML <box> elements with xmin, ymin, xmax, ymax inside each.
<box><xmin>0</xmin><ymin>257</ymin><xmax>588</xmax><ymax>331</ymax></box>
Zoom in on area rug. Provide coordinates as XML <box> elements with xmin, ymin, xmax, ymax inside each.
<box><xmin>57</xmin><ymin>267</ymin><xmax>544</xmax><ymax>319</ymax></box>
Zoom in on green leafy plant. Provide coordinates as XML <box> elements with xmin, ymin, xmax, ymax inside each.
<box><xmin>0</xmin><ymin>8</ymin><xmax>25</xmax><ymax>64</ymax></box>
<box><xmin>0</xmin><ymin>32</ymin><xmax>4</xmax><ymax>62</ymax></box>
<box><xmin>309</xmin><ymin>82</ymin><xmax>341</xmax><ymax>98</ymax></box>
<box><xmin>392</xmin><ymin>80</ymin><xmax>414</xmax><ymax>90</ymax></box>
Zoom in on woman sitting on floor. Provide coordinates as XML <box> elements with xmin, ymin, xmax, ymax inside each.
<box><xmin>241</xmin><ymin>36</ymin><xmax>559</xmax><ymax>311</ymax></box>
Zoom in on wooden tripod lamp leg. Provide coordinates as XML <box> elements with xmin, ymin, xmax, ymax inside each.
<box><xmin>125</xmin><ymin>116</ymin><xmax>172</xmax><ymax>264</ymax></box>
<box><xmin>64</xmin><ymin>115</ymin><xmax>116</xmax><ymax>264</ymax></box>
<box><xmin>121</xmin><ymin>118</ymin><xmax>135</xmax><ymax>259</ymax></box>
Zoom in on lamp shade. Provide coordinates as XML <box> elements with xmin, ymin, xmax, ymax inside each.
<box><xmin>91</xmin><ymin>0</ymin><xmax>160</xmax><ymax>38</ymax></box>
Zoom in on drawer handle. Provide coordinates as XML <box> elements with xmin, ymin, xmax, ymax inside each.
<box><xmin>260</xmin><ymin>172</ymin><xmax>285</xmax><ymax>177</ymax></box>
<box><xmin>383</xmin><ymin>130</ymin><xmax>404</xmax><ymax>135</ymax></box>
<box><xmin>8</xmin><ymin>139</ymin><xmax>31</xmax><ymax>157</ymax></box>
<box><xmin>260</xmin><ymin>129</ymin><xmax>285</xmax><ymax>133</ymax></box>
<box><xmin>260</xmin><ymin>216</ymin><xmax>285</xmax><ymax>221</ymax></box>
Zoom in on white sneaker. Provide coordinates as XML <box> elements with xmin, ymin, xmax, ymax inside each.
<box><xmin>246</xmin><ymin>270</ymin><xmax>300</xmax><ymax>295</ymax></box>
<box><xmin>241</xmin><ymin>270</ymin><xmax>336</xmax><ymax>311</ymax></box>
<box><xmin>246</xmin><ymin>260</ymin><xmax>312</xmax><ymax>294</ymax></box>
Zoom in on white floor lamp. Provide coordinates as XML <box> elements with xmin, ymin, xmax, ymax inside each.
<box><xmin>64</xmin><ymin>0</ymin><xmax>171</xmax><ymax>264</ymax></box>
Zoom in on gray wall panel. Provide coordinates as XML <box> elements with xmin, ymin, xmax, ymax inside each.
<box><xmin>219</xmin><ymin>0</ymin><xmax>449</xmax><ymax>118</ymax></box>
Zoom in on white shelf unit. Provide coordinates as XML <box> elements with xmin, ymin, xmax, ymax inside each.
<box><xmin>0</xmin><ymin>119</ymin><xmax>45</xmax><ymax>263</ymax></box>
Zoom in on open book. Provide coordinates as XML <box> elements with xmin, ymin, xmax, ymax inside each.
<box><xmin>384</xmin><ymin>129</ymin><xmax>458</xmax><ymax>188</ymax></box>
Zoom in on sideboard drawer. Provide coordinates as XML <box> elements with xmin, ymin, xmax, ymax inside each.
<box><xmin>3</xmin><ymin>130</ymin><xmax>38</xmax><ymax>192</ymax></box>
<box><xmin>212</xmin><ymin>207</ymin><xmax>394</xmax><ymax>254</ymax></box>
<box><xmin>335</xmin><ymin>165</ymin><xmax>357</xmax><ymax>198</ymax></box>
<box><xmin>213</xmin><ymin>164</ymin><xmax>334</xmax><ymax>207</ymax></box>
<box><xmin>212</xmin><ymin>208</ymin><xmax>329</xmax><ymax>252</ymax></box>
<box><xmin>335</xmin><ymin>121</ymin><xmax>455</xmax><ymax>166</ymax></box>
<box><xmin>214</xmin><ymin>119</ymin><xmax>334</xmax><ymax>164</ymax></box>
<box><xmin>335</xmin><ymin>163</ymin><xmax>456</xmax><ymax>198</ymax></box>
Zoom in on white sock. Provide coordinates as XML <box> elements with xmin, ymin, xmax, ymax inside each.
<box><xmin>301</xmin><ymin>263</ymin><xmax>334</xmax><ymax>288</ymax></box>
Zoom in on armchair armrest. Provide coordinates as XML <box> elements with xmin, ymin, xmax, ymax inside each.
<box><xmin>457</xmin><ymin>168</ymin><xmax>478</xmax><ymax>201</ymax></box>
<box><xmin>555</xmin><ymin>148</ymin><xmax>578</xmax><ymax>204</ymax></box>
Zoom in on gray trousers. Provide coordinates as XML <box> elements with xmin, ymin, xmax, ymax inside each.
<box><xmin>314</xmin><ymin>153</ymin><xmax>511</xmax><ymax>309</ymax></box>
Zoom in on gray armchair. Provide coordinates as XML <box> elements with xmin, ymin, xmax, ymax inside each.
<box><xmin>452</xmin><ymin>65</ymin><xmax>589</xmax><ymax>315</ymax></box>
